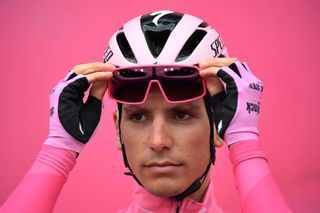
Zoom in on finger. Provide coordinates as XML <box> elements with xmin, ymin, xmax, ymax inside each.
<box><xmin>74</xmin><ymin>62</ymin><xmax>114</xmax><ymax>75</ymax></box>
<box><xmin>199</xmin><ymin>57</ymin><xmax>238</xmax><ymax>69</ymax></box>
<box><xmin>85</xmin><ymin>71</ymin><xmax>113</xmax><ymax>84</ymax></box>
<box><xmin>199</xmin><ymin>66</ymin><xmax>221</xmax><ymax>78</ymax></box>
<box><xmin>205</xmin><ymin>76</ymin><xmax>224</xmax><ymax>96</ymax></box>
<box><xmin>89</xmin><ymin>80</ymin><xmax>108</xmax><ymax>100</ymax></box>
<box><xmin>214</xmin><ymin>136</ymin><xmax>224</xmax><ymax>147</ymax></box>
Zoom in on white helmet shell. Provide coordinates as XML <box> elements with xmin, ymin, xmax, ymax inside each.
<box><xmin>104</xmin><ymin>10</ymin><xmax>228</xmax><ymax>66</ymax></box>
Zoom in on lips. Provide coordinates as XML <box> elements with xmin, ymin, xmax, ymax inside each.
<box><xmin>144</xmin><ymin>161</ymin><xmax>182</xmax><ymax>174</ymax></box>
<box><xmin>145</xmin><ymin>161</ymin><xmax>180</xmax><ymax>167</ymax></box>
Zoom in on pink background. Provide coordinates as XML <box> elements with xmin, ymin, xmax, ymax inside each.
<box><xmin>0</xmin><ymin>0</ymin><xmax>319</xmax><ymax>212</ymax></box>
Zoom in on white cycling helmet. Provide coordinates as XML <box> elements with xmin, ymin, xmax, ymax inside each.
<box><xmin>104</xmin><ymin>10</ymin><xmax>228</xmax><ymax>66</ymax></box>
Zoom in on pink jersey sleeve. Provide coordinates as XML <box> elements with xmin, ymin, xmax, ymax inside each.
<box><xmin>229</xmin><ymin>140</ymin><xmax>291</xmax><ymax>213</ymax></box>
<box><xmin>0</xmin><ymin>144</ymin><xmax>76</xmax><ymax>213</ymax></box>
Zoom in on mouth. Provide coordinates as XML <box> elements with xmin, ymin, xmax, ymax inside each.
<box><xmin>144</xmin><ymin>161</ymin><xmax>183</xmax><ymax>175</ymax></box>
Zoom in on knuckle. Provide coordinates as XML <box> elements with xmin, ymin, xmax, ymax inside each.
<box><xmin>73</xmin><ymin>65</ymin><xmax>83</xmax><ymax>74</ymax></box>
<box><xmin>92</xmin><ymin>62</ymin><xmax>104</xmax><ymax>69</ymax></box>
<box><xmin>91</xmin><ymin>62</ymin><xmax>100</xmax><ymax>69</ymax></box>
<box><xmin>89</xmin><ymin>74</ymin><xmax>96</xmax><ymax>82</ymax></box>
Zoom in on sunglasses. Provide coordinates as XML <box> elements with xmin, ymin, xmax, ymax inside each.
<box><xmin>108</xmin><ymin>65</ymin><xmax>206</xmax><ymax>104</ymax></box>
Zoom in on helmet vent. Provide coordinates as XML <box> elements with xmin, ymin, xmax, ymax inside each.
<box><xmin>198</xmin><ymin>22</ymin><xmax>209</xmax><ymax>28</ymax></box>
<box><xmin>141</xmin><ymin>12</ymin><xmax>183</xmax><ymax>58</ymax></box>
<box><xmin>175</xmin><ymin>30</ymin><xmax>207</xmax><ymax>62</ymax></box>
<box><xmin>144</xmin><ymin>30</ymin><xmax>171</xmax><ymax>58</ymax></box>
<box><xmin>116</xmin><ymin>32</ymin><xmax>137</xmax><ymax>63</ymax></box>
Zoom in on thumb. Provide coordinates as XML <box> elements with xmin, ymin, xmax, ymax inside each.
<box><xmin>85</xmin><ymin>71</ymin><xmax>113</xmax><ymax>84</ymax></box>
<box><xmin>86</xmin><ymin>71</ymin><xmax>113</xmax><ymax>100</ymax></box>
<box><xmin>205</xmin><ymin>76</ymin><xmax>224</xmax><ymax>96</ymax></box>
<box><xmin>90</xmin><ymin>80</ymin><xmax>108</xmax><ymax>100</ymax></box>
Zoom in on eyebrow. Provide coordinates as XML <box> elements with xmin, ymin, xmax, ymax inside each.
<box><xmin>170</xmin><ymin>103</ymin><xmax>201</xmax><ymax>111</ymax></box>
<box><xmin>122</xmin><ymin>102</ymin><xmax>201</xmax><ymax>113</ymax></box>
<box><xmin>122</xmin><ymin>105</ymin><xmax>147</xmax><ymax>114</ymax></box>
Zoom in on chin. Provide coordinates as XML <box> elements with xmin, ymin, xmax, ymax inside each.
<box><xmin>147</xmin><ymin>187</ymin><xmax>182</xmax><ymax>198</ymax></box>
<box><xmin>144</xmin><ymin>179</ymin><xmax>186</xmax><ymax>198</ymax></box>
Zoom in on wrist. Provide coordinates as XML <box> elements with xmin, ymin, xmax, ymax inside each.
<box><xmin>229</xmin><ymin>140</ymin><xmax>267</xmax><ymax>166</ymax></box>
<box><xmin>224</xmin><ymin>130</ymin><xmax>259</xmax><ymax>146</ymax></box>
<box><xmin>44</xmin><ymin>136</ymin><xmax>85</xmax><ymax>153</ymax></box>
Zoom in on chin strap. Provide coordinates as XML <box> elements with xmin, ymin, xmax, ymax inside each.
<box><xmin>117</xmin><ymin>103</ymin><xmax>143</xmax><ymax>186</ymax></box>
<box><xmin>173</xmin><ymin>157</ymin><xmax>213</xmax><ymax>201</ymax></box>
<box><xmin>121</xmin><ymin>141</ymin><xmax>143</xmax><ymax>186</ymax></box>
<box><xmin>117</xmin><ymin>92</ymin><xmax>216</xmax><ymax>200</ymax></box>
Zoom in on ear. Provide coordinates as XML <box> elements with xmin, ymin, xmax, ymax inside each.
<box><xmin>213</xmin><ymin>123</ymin><xmax>224</xmax><ymax>148</ymax></box>
<box><xmin>113</xmin><ymin>109</ymin><xmax>122</xmax><ymax>150</ymax></box>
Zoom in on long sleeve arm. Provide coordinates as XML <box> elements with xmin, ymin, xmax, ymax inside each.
<box><xmin>229</xmin><ymin>140</ymin><xmax>291</xmax><ymax>213</ymax></box>
<box><xmin>0</xmin><ymin>144</ymin><xmax>76</xmax><ymax>213</ymax></box>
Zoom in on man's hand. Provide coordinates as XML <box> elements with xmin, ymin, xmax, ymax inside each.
<box><xmin>199</xmin><ymin>58</ymin><xmax>263</xmax><ymax>147</ymax></box>
<box><xmin>199</xmin><ymin>58</ymin><xmax>238</xmax><ymax>147</ymax></box>
<box><xmin>73</xmin><ymin>62</ymin><xmax>113</xmax><ymax>100</ymax></box>
<box><xmin>199</xmin><ymin>57</ymin><xmax>238</xmax><ymax>96</ymax></box>
<box><xmin>44</xmin><ymin>62</ymin><xmax>114</xmax><ymax>154</ymax></box>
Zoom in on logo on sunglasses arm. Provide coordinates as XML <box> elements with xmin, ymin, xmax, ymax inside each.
<box><xmin>211</xmin><ymin>36</ymin><xmax>225</xmax><ymax>57</ymax></box>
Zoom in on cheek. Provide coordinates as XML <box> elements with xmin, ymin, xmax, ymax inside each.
<box><xmin>120</xmin><ymin>124</ymin><xmax>146</xmax><ymax>168</ymax></box>
<box><xmin>177</xmin><ymin>123</ymin><xmax>211</xmax><ymax>162</ymax></box>
<box><xmin>193</xmin><ymin>132</ymin><xmax>210</xmax><ymax>155</ymax></box>
<box><xmin>175</xmin><ymin>120</ymin><xmax>210</xmax><ymax>143</ymax></box>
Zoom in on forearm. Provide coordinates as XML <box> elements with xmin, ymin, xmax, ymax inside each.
<box><xmin>0</xmin><ymin>144</ymin><xmax>76</xmax><ymax>213</ymax></box>
<box><xmin>229</xmin><ymin>140</ymin><xmax>291</xmax><ymax>213</ymax></box>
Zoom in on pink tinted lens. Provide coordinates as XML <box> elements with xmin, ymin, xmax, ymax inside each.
<box><xmin>109</xmin><ymin>66</ymin><xmax>205</xmax><ymax>103</ymax></box>
<box><xmin>109</xmin><ymin>67</ymin><xmax>151</xmax><ymax>103</ymax></box>
<box><xmin>157</xmin><ymin>66</ymin><xmax>205</xmax><ymax>102</ymax></box>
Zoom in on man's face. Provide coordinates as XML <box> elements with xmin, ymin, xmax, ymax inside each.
<box><xmin>117</xmin><ymin>85</ymin><xmax>211</xmax><ymax>197</ymax></box>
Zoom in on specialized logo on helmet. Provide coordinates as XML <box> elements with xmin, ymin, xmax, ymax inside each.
<box><xmin>103</xmin><ymin>46</ymin><xmax>114</xmax><ymax>62</ymax></box>
<box><xmin>150</xmin><ymin>10</ymin><xmax>174</xmax><ymax>26</ymax></box>
<box><xmin>211</xmin><ymin>36</ymin><xmax>225</xmax><ymax>57</ymax></box>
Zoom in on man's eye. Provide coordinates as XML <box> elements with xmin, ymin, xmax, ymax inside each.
<box><xmin>131</xmin><ymin>113</ymin><xmax>146</xmax><ymax>121</ymax></box>
<box><xmin>175</xmin><ymin>112</ymin><xmax>191</xmax><ymax>120</ymax></box>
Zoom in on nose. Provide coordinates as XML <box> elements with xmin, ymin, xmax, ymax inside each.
<box><xmin>146</xmin><ymin>116</ymin><xmax>173</xmax><ymax>152</ymax></box>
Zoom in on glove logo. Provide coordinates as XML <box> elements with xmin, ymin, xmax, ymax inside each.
<box><xmin>49</xmin><ymin>88</ymin><xmax>55</xmax><ymax>96</ymax></box>
<box><xmin>246</xmin><ymin>102</ymin><xmax>260</xmax><ymax>114</ymax></box>
<box><xmin>79</xmin><ymin>122</ymin><xmax>85</xmax><ymax>135</ymax></box>
<box><xmin>50</xmin><ymin>106</ymin><xmax>54</xmax><ymax>117</ymax></box>
<box><xmin>217</xmin><ymin>120</ymin><xmax>223</xmax><ymax>133</ymax></box>
<box><xmin>249</xmin><ymin>83</ymin><xmax>263</xmax><ymax>92</ymax></box>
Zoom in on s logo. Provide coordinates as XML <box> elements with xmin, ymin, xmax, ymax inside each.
<box><xmin>150</xmin><ymin>10</ymin><xmax>174</xmax><ymax>26</ymax></box>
